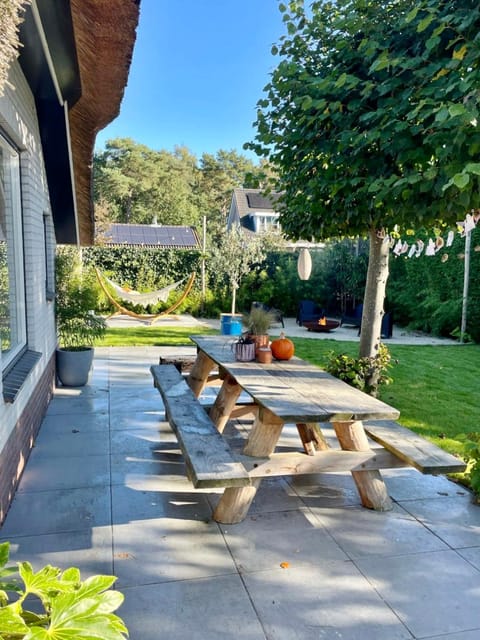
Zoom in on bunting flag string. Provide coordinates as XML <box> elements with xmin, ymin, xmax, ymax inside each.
<box><xmin>388</xmin><ymin>211</ymin><xmax>480</xmax><ymax>260</ymax></box>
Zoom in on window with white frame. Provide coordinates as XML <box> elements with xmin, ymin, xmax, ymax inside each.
<box><xmin>0</xmin><ymin>134</ymin><xmax>26</xmax><ymax>369</ymax></box>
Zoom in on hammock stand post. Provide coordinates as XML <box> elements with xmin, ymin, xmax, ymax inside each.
<box><xmin>95</xmin><ymin>269</ymin><xmax>196</xmax><ymax>325</ymax></box>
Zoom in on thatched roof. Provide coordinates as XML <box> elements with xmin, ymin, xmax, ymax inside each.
<box><xmin>68</xmin><ymin>0</ymin><xmax>140</xmax><ymax>245</ymax></box>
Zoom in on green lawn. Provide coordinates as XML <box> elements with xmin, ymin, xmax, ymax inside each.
<box><xmin>97</xmin><ymin>325</ymin><xmax>479</xmax><ymax>471</ymax></box>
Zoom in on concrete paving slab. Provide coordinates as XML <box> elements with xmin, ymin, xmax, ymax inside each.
<box><xmin>0</xmin><ymin>486</ymin><xmax>111</xmax><ymax>537</ymax></box>
<box><xmin>111</xmin><ymin>484</ymin><xmax>212</xmax><ymax>524</ymax></box>
<box><xmin>17</xmin><ymin>452</ymin><xmax>111</xmax><ymax>492</ymax></box>
<box><xmin>38</xmin><ymin>411</ymin><xmax>109</xmax><ymax>433</ymax></box>
<box><xmin>242</xmin><ymin>562</ymin><xmax>413</xmax><ymax>639</ymax></box>
<box><xmin>400</xmin><ymin>494</ymin><xmax>480</xmax><ymax>548</ymax></box>
<box><xmin>113</xmin><ymin>517</ymin><xmax>236</xmax><ymax>587</ymax></box>
<box><xmin>221</xmin><ymin>508</ymin><xmax>348</xmax><ymax>572</ymax></box>
<box><xmin>1</xmin><ymin>343</ymin><xmax>477</xmax><ymax>640</ymax></box>
<box><xmin>356</xmin><ymin>549</ymin><xmax>480</xmax><ymax>638</ymax></box>
<box><xmin>120</xmin><ymin>575</ymin><xmax>267</xmax><ymax>640</ymax></box>
<box><xmin>309</xmin><ymin>503</ymin><xmax>449</xmax><ymax>559</ymax></box>
<box><xmin>0</xmin><ymin>527</ymin><xmax>113</xmax><ymax>578</ymax></box>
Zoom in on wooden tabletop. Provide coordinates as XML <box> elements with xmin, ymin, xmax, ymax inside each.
<box><xmin>189</xmin><ymin>335</ymin><xmax>400</xmax><ymax>423</ymax></box>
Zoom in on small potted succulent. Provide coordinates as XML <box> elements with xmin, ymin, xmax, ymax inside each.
<box><xmin>55</xmin><ymin>247</ymin><xmax>106</xmax><ymax>386</ymax></box>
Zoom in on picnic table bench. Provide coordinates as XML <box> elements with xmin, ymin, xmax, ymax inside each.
<box><xmin>151</xmin><ymin>335</ymin><xmax>465</xmax><ymax>524</ymax></box>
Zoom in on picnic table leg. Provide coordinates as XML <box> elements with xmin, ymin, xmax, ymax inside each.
<box><xmin>332</xmin><ymin>420</ymin><xmax>393</xmax><ymax>511</ymax></box>
<box><xmin>186</xmin><ymin>351</ymin><xmax>215</xmax><ymax>397</ymax></box>
<box><xmin>209</xmin><ymin>374</ymin><xmax>243</xmax><ymax>433</ymax></box>
<box><xmin>296</xmin><ymin>422</ymin><xmax>329</xmax><ymax>456</ymax></box>
<box><xmin>213</xmin><ymin>407</ymin><xmax>284</xmax><ymax>524</ymax></box>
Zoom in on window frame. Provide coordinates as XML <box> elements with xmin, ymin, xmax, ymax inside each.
<box><xmin>0</xmin><ymin>133</ymin><xmax>26</xmax><ymax>370</ymax></box>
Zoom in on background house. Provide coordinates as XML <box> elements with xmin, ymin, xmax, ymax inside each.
<box><xmin>227</xmin><ymin>188</ymin><xmax>281</xmax><ymax>234</ymax></box>
<box><xmin>0</xmin><ymin>0</ymin><xmax>140</xmax><ymax>524</ymax></box>
<box><xmin>227</xmin><ymin>187</ymin><xmax>324</xmax><ymax>251</ymax></box>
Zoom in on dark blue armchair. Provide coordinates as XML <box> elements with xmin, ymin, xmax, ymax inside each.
<box><xmin>296</xmin><ymin>300</ymin><xmax>325</xmax><ymax>325</ymax></box>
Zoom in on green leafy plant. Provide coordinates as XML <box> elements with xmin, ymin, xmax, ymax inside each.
<box><xmin>56</xmin><ymin>247</ymin><xmax>106</xmax><ymax>350</ymax></box>
<box><xmin>0</xmin><ymin>541</ymin><xmax>128</xmax><ymax>639</ymax></box>
<box><xmin>457</xmin><ymin>433</ymin><xmax>480</xmax><ymax>501</ymax></box>
<box><xmin>325</xmin><ymin>343</ymin><xmax>393</xmax><ymax>397</ymax></box>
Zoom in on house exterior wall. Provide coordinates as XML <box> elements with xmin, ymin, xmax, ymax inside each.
<box><xmin>0</xmin><ymin>61</ymin><xmax>57</xmax><ymax>524</ymax></box>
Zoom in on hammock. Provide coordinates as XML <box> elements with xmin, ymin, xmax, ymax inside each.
<box><xmin>102</xmin><ymin>273</ymin><xmax>185</xmax><ymax>306</ymax></box>
<box><xmin>95</xmin><ymin>268</ymin><xmax>196</xmax><ymax>324</ymax></box>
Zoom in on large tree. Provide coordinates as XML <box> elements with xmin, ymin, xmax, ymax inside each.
<box><xmin>94</xmin><ymin>139</ymin><xmax>201</xmax><ymax>225</ymax></box>
<box><xmin>248</xmin><ymin>0</ymin><xmax>480</xmax><ymax>364</ymax></box>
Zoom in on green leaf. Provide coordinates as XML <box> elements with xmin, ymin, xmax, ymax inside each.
<box><xmin>405</xmin><ymin>7</ymin><xmax>419</xmax><ymax>23</ymax></box>
<box><xmin>301</xmin><ymin>96</ymin><xmax>313</xmax><ymax>111</ymax></box>
<box><xmin>452</xmin><ymin>173</ymin><xmax>470</xmax><ymax>189</ymax></box>
<box><xmin>0</xmin><ymin>605</ymin><xmax>29</xmax><ymax>635</ymax></box>
<box><xmin>0</xmin><ymin>544</ymin><xmax>9</xmax><ymax>570</ymax></box>
<box><xmin>417</xmin><ymin>13</ymin><xmax>434</xmax><ymax>33</ymax></box>
<box><xmin>465</xmin><ymin>163</ymin><xmax>480</xmax><ymax>175</ymax></box>
<box><xmin>448</xmin><ymin>104</ymin><xmax>465</xmax><ymax>118</ymax></box>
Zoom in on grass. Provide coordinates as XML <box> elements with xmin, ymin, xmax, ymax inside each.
<box><xmin>97</xmin><ymin>325</ymin><xmax>479</xmax><ymax>477</ymax></box>
<box><xmin>97</xmin><ymin>325</ymin><xmax>217</xmax><ymax>347</ymax></box>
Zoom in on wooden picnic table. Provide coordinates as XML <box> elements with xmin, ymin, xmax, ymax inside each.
<box><xmin>187</xmin><ymin>335</ymin><xmax>401</xmax><ymax>523</ymax></box>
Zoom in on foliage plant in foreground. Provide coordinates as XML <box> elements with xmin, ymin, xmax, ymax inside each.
<box><xmin>0</xmin><ymin>542</ymin><xmax>128</xmax><ymax>639</ymax></box>
<box><xmin>458</xmin><ymin>433</ymin><xmax>480</xmax><ymax>502</ymax></box>
<box><xmin>325</xmin><ymin>343</ymin><xmax>393</xmax><ymax>397</ymax></box>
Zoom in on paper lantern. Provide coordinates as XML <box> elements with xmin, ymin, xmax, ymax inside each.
<box><xmin>297</xmin><ymin>248</ymin><xmax>312</xmax><ymax>280</ymax></box>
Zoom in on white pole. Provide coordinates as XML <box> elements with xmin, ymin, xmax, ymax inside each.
<box><xmin>201</xmin><ymin>215</ymin><xmax>206</xmax><ymax>302</ymax></box>
<box><xmin>460</xmin><ymin>228</ymin><xmax>471</xmax><ymax>343</ymax></box>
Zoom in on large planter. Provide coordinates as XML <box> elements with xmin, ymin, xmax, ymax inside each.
<box><xmin>56</xmin><ymin>347</ymin><xmax>94</xmax><ymax>387</ymax></box>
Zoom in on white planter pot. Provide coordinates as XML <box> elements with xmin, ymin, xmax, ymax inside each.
<box><xmin>56</xmin><ymin>347</ymin><xmax>94</xmax><ymax>387</ymax></box>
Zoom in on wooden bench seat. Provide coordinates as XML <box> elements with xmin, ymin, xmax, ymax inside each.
<box><xmin>363</xmin><ymin>420</ymin><xmax>466</xmax><ymax>474</ymax></box>
<box><xmin>151</xmin><ymin>364</ymin><xmax>250</xmax><ymax>489</ymax></box>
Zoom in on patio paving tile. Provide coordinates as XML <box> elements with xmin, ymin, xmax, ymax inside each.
<box><xmin>0</xmin><ymin>486</ymin><xmax>111</xmax><ymax>537</ymax></box>
<box><xmin>119</xmin><ymin>575</ymin><xmax>267</xmax><ymax>640</ymax></box>
<box><xmin>111</xmin><ymin>484</ymin><xmax>213</xmax><ymax>523</ymax></box>
<box><xmin>0</xmin><ymin>527</ymin><xmax>113</xmax><ymax>578</ymax></box>
<box><xmin>308</xmin><ymin>503</ymin><xmax>449</xmax><ymax>559</ymax></box>
<box><xmin>400</xmin><ymin>494</ymin><xmax>480</xmax><ymax>548</ymax></box>
<box><xmin>37</xmin><ymin>411</ymin><xmax>109</xmax><ymax>433</ymax></box>
<box><xmin>355</xmin><ymin>549</ymin><xmax>480</xmax><ymax>638</ymax></box>
<box><xmin>112</xmin><ymin>517</ymin><xmax>236</xmax><ymax>587</ymax></box>
<box><xmin>220</xmin><ymin>508</ymin><xmax>348</xmax><ymax>572</ymax></box>
<box><xmin>17</xmin><ymin>452</ymin><xmax>111</xmax><ymax>492</ymax></box>
<box><xmin>242</xmin><ymin>562</ymin><xmax>413</xmax><ymax>640</ymax></box>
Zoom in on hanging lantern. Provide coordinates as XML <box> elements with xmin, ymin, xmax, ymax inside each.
<box><xmin>297</xmin><ymin>248</ymin><xmax>312</xmax><ymax>280</ymax></box>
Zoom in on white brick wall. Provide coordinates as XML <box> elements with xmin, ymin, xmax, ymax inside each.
<box><xmin>0</xmin><ymin>60</ymin><xmax>57</xmax><ymax>452</ymax></box>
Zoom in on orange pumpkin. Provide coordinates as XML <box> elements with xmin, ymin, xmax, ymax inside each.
<box><xmin>271</xmin><ymin>333</ymin><xmax>294</xmax><ymax>360</ymax></box>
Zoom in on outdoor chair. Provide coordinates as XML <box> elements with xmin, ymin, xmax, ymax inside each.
<box><xmin>296</xmin><ymin>299</ymin><xmax>325</xmax><ymax>325</ymax></box>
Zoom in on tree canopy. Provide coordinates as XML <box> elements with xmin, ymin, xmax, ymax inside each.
<box><xmin>249</xmin><ymin>0</ymin><xmax>480</xmax><ymax>237</ymax></box>
<box><xmin>247</xmin><ymin>0</ymin><xmax>480</xmax><ymax>359</ymax></box>
<box><xmin>93</xmin><ymin>140</ymin><xmax>268</xmax><ymax>238</ymax></box>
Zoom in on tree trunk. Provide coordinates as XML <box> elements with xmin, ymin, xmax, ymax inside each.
<box><xmin>231</xmin><ymin>284</ymin><xmax>237</xmax><ymax>315</ymax></box>
<box><xmin>359</xmin><ymin>228</ymin><xmax>390</xmax><ymax>359</ymax></box>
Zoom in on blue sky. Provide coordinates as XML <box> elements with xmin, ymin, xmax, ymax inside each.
<box><xmin>95</xmin><ymin>0</ymin><xmax>286</xmax><ymax>161</ymax></box>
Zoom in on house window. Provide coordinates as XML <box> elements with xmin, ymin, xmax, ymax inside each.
<box><xmin>43</xmin><ymin>213</ymin><xmax>55</xmax><ymax>301</ymax></box>
<box><xmin>0</xmin><ymin>135</ymin><xmax>26</xmax><ymax>369</ymax></box>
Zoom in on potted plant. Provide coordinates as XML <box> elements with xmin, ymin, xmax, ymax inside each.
<box><xmin>242</xmin><ymin>305</ymin><xmax>274</xmax><ymax>351</ymax></box>
<box><xmin>55</xmin><ymin>247</ymin><xmax>106</xmax><ymax>386</ymax></box>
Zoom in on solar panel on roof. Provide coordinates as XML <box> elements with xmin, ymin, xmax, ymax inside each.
<box><xmin>105</xmin><ymin>224</ymin><xmax>198</xmax><ymax>247</ymax></box>
<box><xmin>246</xmin><ymin>193</ymin><xmax>274</xmax><ymax>210</ymax></box>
